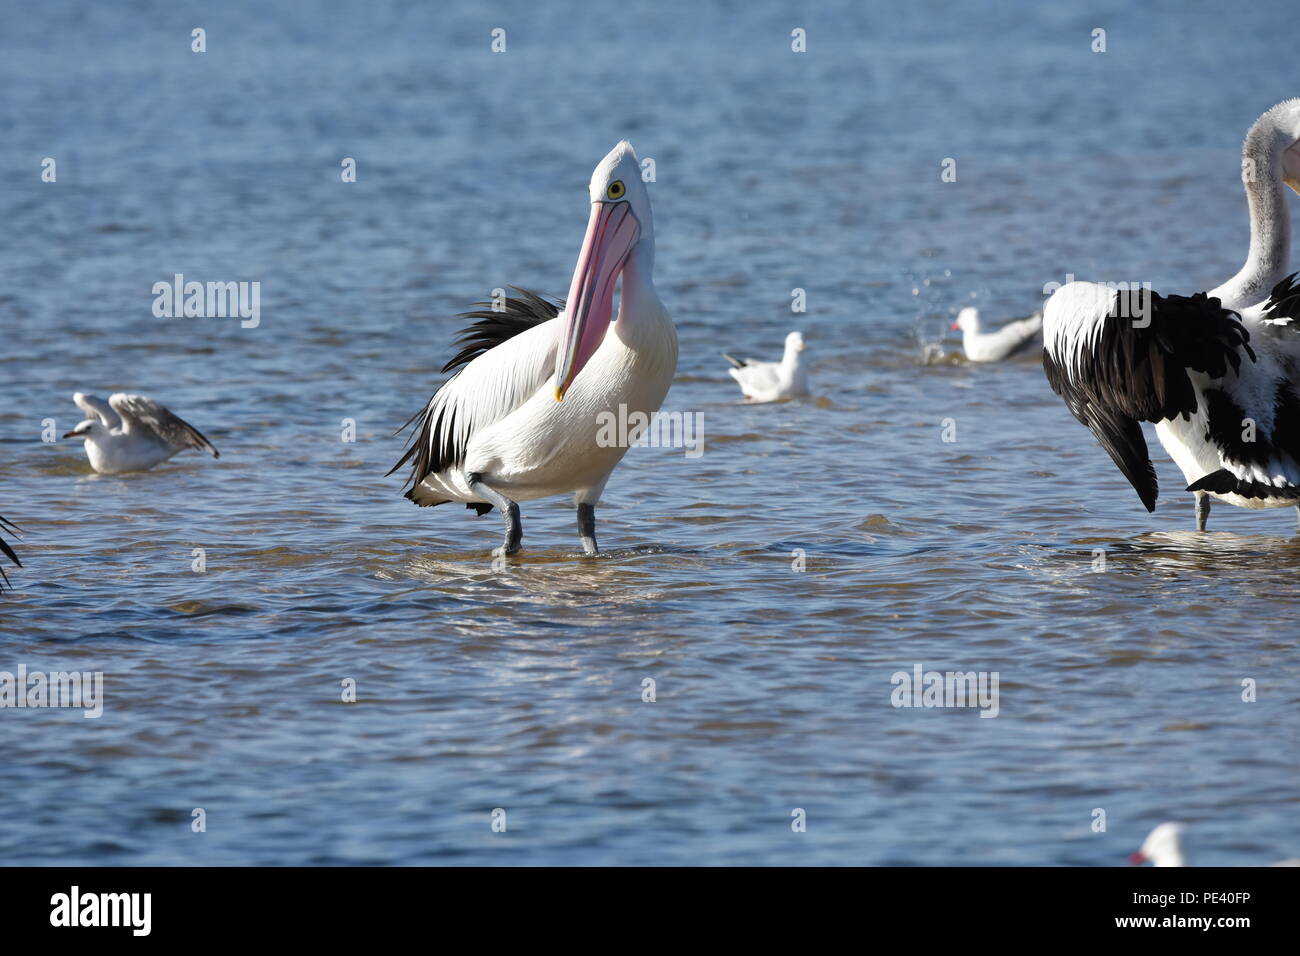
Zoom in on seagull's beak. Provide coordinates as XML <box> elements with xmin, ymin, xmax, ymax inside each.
<box><xmin>949</xmin><ymin>321</ymin><xmax>961</xmax><ymax>332</ymax></box>
<box><xmin>554</xmin><ymin>200</ymin><xmax>641</xmax><ymax>400</ymax></box>
<box><xmin>62</xmin><ymin>429</ymin><xmax>80</xmax><ymax>439</ymax></box>
<box><xmin>1127</xmin><ymin>851</ymin><xmax>1146</xmax><ymax>865</ymax></box>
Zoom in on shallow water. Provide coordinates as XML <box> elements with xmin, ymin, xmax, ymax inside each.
<box><xmin>2</xmin><ymin>0</ymin><xmax>1299</xmax><ymax>865</ymax></box>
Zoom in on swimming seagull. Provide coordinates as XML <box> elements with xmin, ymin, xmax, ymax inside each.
<box><xmin>950</xmin><ymin>307</ymin><xmax>1042</xmax><ymax>362</ymax></box>
<box><xmin>0</xmin><ymin>514</ymin><xmax>20</xmax><ymax>592</ymax></box>
<box><xmin>722</xmin><ymin>331</ymin><xmax>810</xmax><ymax>401</ymax></box>
<box><xmin>1042</xmin><ymin>99</ymin><xmax>1300</xmax><ymax>530</ymax></box>
<box><xmin>63</xmin><ymin>392</ymin><xmax>220</xmax><ymax>474</ymax></box>
<box><xmin>390</xmin><ymin>141</ymin><xmax>678</xmax><ymax>557</ymax></box>
<box><xmin>1129</xmin><ymin>822</ymin><xmax>1300</xmax><ymax>867</ymax></box>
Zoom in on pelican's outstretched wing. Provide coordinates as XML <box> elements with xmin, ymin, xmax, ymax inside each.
<box><xmin>0</xmin><ymin>513</ymin><xmax>21</xmax><ymax>593</ymax></box>
<box><xmin>1042</xmin><ymin>283</ymin><xmax>1253</xmax><ymax>510</ymax></box>
<box><xmin>74</xmin><ymin>392</ymin><xmax>121</xmax><ymax>429</ymax></box>
<box><xmin>390</xmin><ymin>288</ymin><xmax>562</xmax><ymax>500</ymax></box>
<box><xmin>108</xmin><ymin>394</ymin><xmax>220</xmax><ymax>457</ymax></box>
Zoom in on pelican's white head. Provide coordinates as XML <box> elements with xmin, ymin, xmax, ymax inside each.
<box><xmin>1246</xmin><ymin>98</ymin><xmax>1300</xmax><ymax>195</ymax></box>
<box><xmin>1129</xmin><ymin>822</ymin><xmax>1186</xmax><ymax>867</ymax></box>
<box><xmin>785</xmin><ymin>331</ymin><xmax>806</xmax><ymax>354</ymax></box>
<box><xmin>951</xmin><ymin>307</ymin><xmax>980</xmax><ymax>334</ymax></box>
<box><xmin>555</xmin><ymin>141</ymin><xmax>653</xmax><ymax>400</ymax></box>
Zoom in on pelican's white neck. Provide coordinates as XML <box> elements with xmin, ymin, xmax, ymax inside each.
<box><xmin>617</xmin><ymin>237</ymin><xmax>660</xmax><ymax>319</ymax></box>
<box><xmin>1211</xmin><ymin>119</ymin><xmax>1295</xmax><ymax>309</ymax></box>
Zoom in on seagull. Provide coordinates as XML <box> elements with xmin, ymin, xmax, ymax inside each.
<box><xmin>722</xmin><ymin>331</ymin><xmax>810</xmax><ymax>401</ymax></box>
<box><xmin>390</xmin><ymin>141</ymin><xmax>678</xmax><ymax>556</ymax></box>
<box><xmin>950</xmin><ymin>307</ymin><xmax>1042</xmax><ymax>362</ymax></box>
<box><xmin>63</xmin><ymin>392</ymin><xmax>220</xmax><ymax>474</ymax></box>
<box><xmin>1130</xmin><ymin>822</ymin><xmax>1300</xmax><ymax>867</ymax></box>
<box><xmin>0</xmin><ymin>514</ymin><xmax>20</xmax><ymax>593</ymax></box>
<box><xmin>1042</xmin><ymin>99</ymin><xmax>1300</xmax><ymax>529</ymax></box>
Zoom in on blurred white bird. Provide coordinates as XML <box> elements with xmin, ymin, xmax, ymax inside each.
<box><xmin>1129</xmin><ymin>822</ymin><xmax>1300</xmax><ymax>867</ymax></box>
<box><xmin>950</xmin><ymin>307</ymin><xmax>1042</xmax><ymax>362</ymax></box>
<box><xmin>64</xmin><ymin>392</ymin><xmax>219</xmax><ymax>474</ymax></box>
<box><xmin>723</xmin><ymin>331</ymin><xmax>809</xmax><ymax>402</ymax></box>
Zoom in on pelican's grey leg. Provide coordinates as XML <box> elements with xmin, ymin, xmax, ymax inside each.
<box><xmin>1195</xmin><ymin>493</ymin><xmax>1210</xmax><ymax>532</ymax></box>
<box><xmin>577</xmin><ymin>503</ymin><xmax>598</xmax><ymax>556</ymax></box>
<box><xmin>468</xmin><ymin>474</ymin><xmax>521</xmax><ymax>555</ymax></box>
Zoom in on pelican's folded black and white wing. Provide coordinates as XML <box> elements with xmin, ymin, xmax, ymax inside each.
<box><xmin>74</xmin><ymin>392</ymin><xmax>121</xmax><ymax>429</ymax></box>
<box><xmin>1184</xmin><ymin>274</ymin><xmax>1300</xmax><ymax>501</ymax></box>
<box><xmin>390</xmin><ymin>288</ymin><xmax>562</xmax><ymax>506</ymax></box>
<box><xmin>108</xmin><ymin>393</ymin><xmax>220</xmax><ymax>458</ymax></box>
<box><xmin>0</xmin><ymin>513</ymin><xmax>21</xmax><ymax>592</ymax></box>
<box><xmin>1042</xmin><ymin>282</ymin><xmax>1254</xmax><ymax>510</ymax></box>
<box><xmin>1252</xmin><ymin>272</ymin><xmax>1300</xmax><ymax>332</ymax></box>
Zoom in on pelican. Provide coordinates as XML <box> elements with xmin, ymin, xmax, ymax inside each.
<box><xmin>0</xmin><ymin>514</ymin><xmax>19</xmax><ymax>592</ymax></box>
<box><xmin>391</xmin><ymin>141</ymin><xmax>677</xmax><ymax>556</ymax></box>
<box><xmin>722</xmin><ymin>331</ymin><xmax>809</xmax><ymax>401</ymax></box>
<box><xmin>63</xmin><ymin>392</ymin><xmax>219</xmax><ymax>474</ymax></box>
<box><xmin>950</xmin><ymin>307</ymin><xmax>1042</xmax><ymax>362</ymax></box>
<box><xmin>1042</xmin><ymin>99</ymin><xmax>1300</xmax><ymax>529</ymax></box>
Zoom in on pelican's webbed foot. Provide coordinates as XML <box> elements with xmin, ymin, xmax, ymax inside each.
<box><xmin>469</xmin><ymin>474</ymin><xmax>522</xmax><ymax>555</ymax></box>
<box><xmin>577</xmin><ymin>503</ymin><xmax>598</xmax><ymax>556</ymax></box>
<box><xmin>1195</xmin><ymin>493</ymin><xmax>1210</xmax><ymax>532</ymax></box>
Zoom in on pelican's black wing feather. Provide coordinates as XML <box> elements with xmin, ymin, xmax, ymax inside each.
<box><xmin>1043</xmin><ymin>288</ymin><xmax>1253</xmax><ymax>511</ymax></box>
<box><xmin>388</xmin><ymin>287</ymin><xmax>563</xmax><ymax>495</ymax></box>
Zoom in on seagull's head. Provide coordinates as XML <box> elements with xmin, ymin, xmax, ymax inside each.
<box><xmin>951</xmin><ymin>307</ymin><xmax>980</xmax><ymax>334</ymax></box>
<box><xmin>1129</xmin><ymin>822</ymin><xmax>1186</xmax><ymax>867</ymax></box>
<box><xmin>786</xmin><ymin>331</ymin><xmax>807</xmax><ymax>353</ymax></box>
<box><xmin>554</xmin><ymin>141</ymin><xmax>652</xmax><ymax>401</ymax></box>
<box><xmin>63</xmin><ymin>419</ymin><xmax>102</xmax><ymax>440</ymax></box>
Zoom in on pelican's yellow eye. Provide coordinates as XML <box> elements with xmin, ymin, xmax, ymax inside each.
<box><xmin>606</xmin><ymin>180</ymin><xmax>626</xmax><ymax>200</ymax></box>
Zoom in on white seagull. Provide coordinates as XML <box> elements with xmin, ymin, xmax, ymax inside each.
<box><xmin>1129</xmin><ymin>822</ymin><xmax>1188</xmax><ymax>867</ymax></box>
<box><xmin>63</xmin><ymin>392</ymin><xmax>220</xmax><ymax>474</ymax></box>
<box><xmin>950</xmin><ymin>307</ymin><xmax>1042</xmax><ymax>362</ymax></box>
<box><xmin>1130</xmin><ymin>822</ymin><xmax>1300</xmax><ymax>867</ymax></box>
<box><xmin>722</xmin><ymin>331</ymin><xmax>810</xmax><ymax>401</ymax></box>
<box><xmin>1042</xmin><ymin>99</ymin><xmax>1300</xmax><ymax>530</ymax></box>
<box><xmin>391</xmin><ymin>141</ymin><xmax>678</xmax><ymax>556</ymax></box>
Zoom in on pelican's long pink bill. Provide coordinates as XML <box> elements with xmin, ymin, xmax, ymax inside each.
<box><xmin>553</xmin><ymin>201</ymin><xmax>641</xmax><ymax>400</ymax></box>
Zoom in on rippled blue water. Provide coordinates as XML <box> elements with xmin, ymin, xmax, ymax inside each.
<box><xmin>1</xmin><ymin>0</ymin><xmax>1298</xmax><ymax>865</ymax></box>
